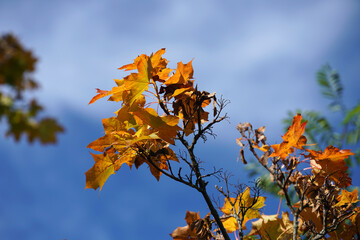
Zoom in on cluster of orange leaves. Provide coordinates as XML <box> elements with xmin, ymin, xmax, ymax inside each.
<box><xmin>87</xmin><ymin>50</ymin><xmax>359</xmax><ymax>239</ymax></box>
<box><xmin>235</xmin><ymin>114</ymin><xmax>359</xmax><ymax>239</ymax></box>
<box><xmin>86</xmin><ymin>49</ymin><xmax>214</xmax><ymax>190</ymax></box>
<box><xmin>173</xmin><ymin>114</ymin><xmax>359</xmax><ymax>239</ymax></box>
<box><xmin>269</xmin><ymin>114</ymin><xmax>353</xmax><ymax>188</ymax></box>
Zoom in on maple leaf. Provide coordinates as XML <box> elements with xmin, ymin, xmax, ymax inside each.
<box><xmin>132</xmin><ymin>108</ymin><xmax>181</xmax><ymax>144</ymax></box>
<box><xmin>147</xmin><ymin>158</ymin><xmax>168</xmax><ymax>181</ymax></box>
<box><xmin>252</xmin><ymin>141</ymin><xmax>270</xmax><ymax>152</ymax></box>
<box><xmin>102</xmin><ymin>117</ymin><xmax>125</xmax><ymax>133</ymax></box>
<box><xmin>220</xmin><ymin>187</ymin><xmax>265</xmax><ymax>233</ymax></box>
<box><xmin>335</xmin><ymin>188</ymin><xmax>359</xmax><ymax>206</ymax></box>
<box><xmin>35</xmin><ymin>118</ymin><xmax>64</xmax><ymax>144</ymax></box>
<box><xmin>89</xmin><ymin>88</ymin><xmax>109</xmax><ymax>105</ymax></box>
<box><xmin>150</xmin><ymin>48</ymin><xmax>169</xmax><ymax>76</ymax></box>
<box><xmin>87</xmin><ymin>117</ymin><xmax>130</xmax><ymax>152</ymax></box>
<box><xmin>270</xmin><ymin>113</ymin><xmax>307</xmax><ymax>159</ymax></box>
<box><xmin>164</xmin><ymin>60</ymin><xmax>194</xmax><ymax>85</ymax></box>
<box><xmin>117</xmin><ymin>49</ymin><xmax>170</xmax><ymax>104</ymax></box>
<box><xmin>85</xmin><ymin>149</ymin><xmax>121</xmax><ymax>191</ymax></box>
<box><xmin>115</xmin><ymin>97</ymin><xmax>146</xmax><ymax>129</ymax></box>
<box><xmin>119</xmin><ymin>54</ymin><xmax>152</xmax><ymax>106</ymax></box>
<box><xmin>87</xmin><ymin>134</ymin><xmax>119</xmax><ymax>152</ymax></box>
<box><xmin>172</xmin><ymin>90</ymin><xmax>211</xmax><ymax>136</ymax></box>
<box><xmin>159</xmin><ymin>81</ymin><xmax>194</xmax><ymax>100</ymax></box>
<box><xmin>307</xmin><ymin>145</ymin><xmax>354</xmax><ymax>187</ymax></box>
<box><xmin>145</xmin><ymin>142</ymin><xmax>179</xmax><ymax>181</ymax></box>
<box><xmin>248</xmin><ymin>214</ymin><xmax>280</xmax><ymax>239</ymax></box>
<box><xmin>221</xmin><ymin>217</ymin><xmax>240</xmax><ymax>233</ymax></box>
<box><xmin>173</xmin><ymin>86</ymin><xmax>193</xmax><ymax>98</ymax></box>
<box><xmin>170</xmin><ymin>211</ymin><xmax>213</xmax><ymax>240</ymax></box>
<box><xmin>170</xmin><ymin>211</ymin><xmax>200</xmax><ymax>240</ymax></box>
<box><xmin>248</xmin><ymin>212</ymin><xmax>299</xmax><ymax>240</ymax></box>
<box><xmin>86</xmin><ymin>130</ymin><xmax>171</xmax><ymax>188</ymax></box>
<box><xmin>116</xmin><ymin>148</ymin><xmax>138</xmax><ymax>169</ymax></box>
<box><xmin>297</xmin><ymin>204</ymin><xmax>323</xmax><ymax>232</ymax></box>
<box><xmin>88</xmin><ymin>79</ymin><xmax>125</xmax><ymax>104</ymax></box>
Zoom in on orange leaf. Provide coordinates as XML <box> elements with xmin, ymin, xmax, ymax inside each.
<box><xmin>164</xmin><ymin>60</ymin><xmax>193</xmax><ymax>85</ymax></box>
<box><xmin>282</xmin><ymin>114</ymin><xmax>307</xmax><ymax>148</ymax></box>
<box><xmin>170</xmin><ymin>211</ymin><xmax>200</xmax><ymax>239</ymax></box>
<box><xmin>88</xmin><ymin>88</ymin><xmax>109</xmax><ymax>104</ymax></box>
<box><xmin>307</xmin><ymin>145</ymin><xmax>354</xmax><ymax>187</ymax></box>
<box><xmin>132</xmin><ymin>108</ymin><xmax>181</xmax><ymax>144</ymax></box>
<box><xmin>122</xmin><ymin>54</ymin><xmax>151</xmax><ymax>106</ymax></box>
<box><xmin>85</xmin><ymin>150</ymin><xmax>120</xmax><ymax>191</ymax></box>
<box><xmin>150</xmin><ymin>48</ymin><xmax>168</xmax><ymax>71</ymax></box>
<box><xmin>157</xmin><ymin>68</ymin><xmax>172</xmax><ymax>82</ymax></box>
<box><xmin>335</xmin><ymin>188</ymin><xmax>359</xmax><ymax>206</ymax></box>
<box><xmin>148</xmin><ymin>158</ymin><xmax>168</xmax><ymax>181</ymax></box>
<box><xmin>88</xmin><ymin>80</ymin><xmax>125</xmax><ymax>104</ymax></box>
<box><xmin>170</xmin><ymin>211</ymin><xmax>213</xmax><ymax>240</ymax></box>
<box><xmin>270</xmin><ymin>113</ymin><xmax>307</xmax><ymax>159</ymax></box>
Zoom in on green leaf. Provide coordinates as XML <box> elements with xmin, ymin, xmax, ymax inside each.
<box><xmin>343</xmin><ymin>103</ymin><xmax>360</xmax><ymax>124</ymax></box>
<box><xmin>317</xmin><ymin>63</ymin><xmax>344</xmax><ymax>112</ymax></box>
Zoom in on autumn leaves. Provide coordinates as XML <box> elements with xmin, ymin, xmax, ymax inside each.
<box><xmin>86</xmin><ymin>49</ymin><xmax>359</xmax><ymax>239</ymax></box>
<box><xmin>236</xmin><ymin>113</ymin><xmax>358</xmax><ymax>239</ymax></box>
<box><xmin>86</xmin><ymin>49</ymin><xmax>215</xmax><ymax>190</ymax></box>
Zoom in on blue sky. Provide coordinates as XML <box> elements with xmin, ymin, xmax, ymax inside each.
<box><xmin>0</xmin><ymin>1</ymin><xmax>359</xmax><ymax>239</ymax></box>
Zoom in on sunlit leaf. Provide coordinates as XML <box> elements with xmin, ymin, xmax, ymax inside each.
<box><xmin>170</xmin><ymin>211</ymin><xmax>213</xmax><ymax>240</ymax></box>
<box><xmin>85</xmin><ymin>150</ymin><xmax>120</xmax><ymax>191</ymax></box>
<box><xmin>335</xmin><ymin>188</ymin><xmax>359</xmax><ymax>206</ymax></box>
<box><xmin>220</xmin><ymin>187</ymin><xmax>265</xmax><ymax>232</ymax></box>
<box><xmin>270</xmin><ymin>113</ymin><xmax>307</xmax><ymax>159</ymax></box>
<box><xmin>248</xmin><ymin>212</ymin><xmax>298</xmax><ymax>240</ymax></box>
<box><xmin>164</xmin><ymin>60</ymin><xmax>193</xmax><ymax>85</ymax></box>
<box><xmin>133</xmin><ymin>108</ymin><xmax>181</xmax><ymax>144</ymax></box>
<box><xmin>88</xmin><ymin>80</ymin><xmax>125</xmax><ymax>104</ymax></box>
<box><xmin>307</xmin><ymin>145</ymin><xmax>354</xmax><ymax>187</ymax></box>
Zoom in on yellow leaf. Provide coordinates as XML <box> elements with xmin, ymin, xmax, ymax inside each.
<box><xmin>87</xmin><ymin>134</ymin><xmax>118</xmax><ymax>152</ymax></box>
<box><xmin>173</xmin><ymin>87</ymin><xmax>193</xmax><ymax>97</ymax></box>
<box><xmin>157</xmin><ymin>68</ymin><xmax>172</xmax><ymax>82</ymax></box>
<box><xmin>85</xmin><ymin>151</ymin><xmax>117</xmax><ymax>191</ymax></box>
<box><xmin>253</xmin><ymin>142</ymin><xmax>270</xmax><ymax>152</ymax></box>
<box><xmin>133</xmin><ymin>108</ymin><xmax>181</xmax><ymax>144</ymax></box>
<box><xmin>335</xmin><ymin>188</ymin><xmax>359</xmax><ymax>206</ymax></box>
<box><xmin>123</xmin><ymin>54</ymin><xmax>151</xmax><ymax>106</ymax></box>
<box><xmin>249</xmin><ymin>214</ymin><xmax>279</xmax><ymax>240</ymax></box>
<box><xmin>249</xmin><ymin>213</ymin><xmax>297</xmax><ymax>240</ymax></box>
<box><xmin>220</xmin><ymin>187</ymin><xmax>265</xmax><ymax>233</ymax></box>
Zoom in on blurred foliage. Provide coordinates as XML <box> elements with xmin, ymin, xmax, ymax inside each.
<box><xmin>0</xmin><ymin>33</ymin><xmax>64</xmax><ymax>144</ymax></box>
<box><xmin>247</xmin><ymin>63</ymin><xmax>360</xmax><ymax>196</ymax></box>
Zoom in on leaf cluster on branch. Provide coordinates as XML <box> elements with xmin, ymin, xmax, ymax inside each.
<box><xmin>237</xmin><ymin>114</ymin><xmax>359</xmax><ymax>239</ymax></box>
<box><xmin>284</xmin><ymin>64</ymin><xmax>360</xmax><ymax>168</ymax></box>
<box><xmin>87</xmin><ymin>49</ymin><xmax>359</xmax><ymax>239</ymax></box>
<box><xmin>246</xmin><ymin>64</ymin><xmax>360</xmax><ymax>199</ymax></box>
<box><xmin>0</xmin><ymin>33</ymin><xmax>64</xmax><ymax>144</ymax></box>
